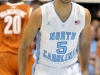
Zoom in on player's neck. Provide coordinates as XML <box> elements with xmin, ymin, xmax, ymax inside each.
<box><xmin>54</xmin><ymin>1</ymin><xmax>71</xmax><ymax>14</ymax></box>
<box><xmin>54</xmin><ymin>0</ymin><xmax>71</xmax><ymax>12</ymax></box>
<box><xmin>8</xmin><ymin>0</ymin><xmax>22</xmax><ymax>3</ymax></box>
<box><xmin>54</xmin><ymin>1</ymin><xmax>72</xmax><ymax>22</ymax></box>
<box><xmin>54</xmin><ymin>0</ymin><xmax>71</xmax><ymax>9</ymax></box>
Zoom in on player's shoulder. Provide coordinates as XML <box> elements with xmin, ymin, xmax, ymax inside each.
<box><xmin>73</xmin><ymin>2</ymin><xmax>91</xmax><ymax>20</ymax></box>
<box><xmin>17</xmin><ymin>2</ymin><xmax>31</xmax><ymax>12</ymax></box>
<box><xmin>32</xmin><ymin>2</ymin><xmax>52</xmax><ymax>19</ymax></box>
<box><xmin>22</xmin><ymin>3</ymin><xmax>30</xmax><ymax>7</ymax></box>
<box><xmin>0</xmin><ymin>3</ymin><xmax>8</xmax><ymax>11</ymax></box>
<box><xmin>84</xmin><ymin>8</ymin><xmax>91</xmax><ymax>21</ymax></box>
<box><xmin>33</xmin><ymin>7</ymin><xmax>42</xmax><ymax>16</ymax></box>
<box><xmin>29</xmin><ymin>7</ymin><xmax>41</xmax><ymax>28</ymax></box>
<box><xmin>0</xmin><ymin>3</ymin><xmax>7</xmax><ymax>8</ymax></box>
<box><xmin>84</xmin><ymin>8</ymin><xmax>91</xmax><ymax>16</ymax></box>
<box><xmin>32</xmin><ymin>7</ymin><xmax>42</xmax><ymax>19</ymax></box>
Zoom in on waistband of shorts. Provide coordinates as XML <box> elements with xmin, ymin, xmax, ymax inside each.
<box><xmin>37</xmin><ymin>61</ymin><xmax>79</xmax><ymax>68</ymax></box>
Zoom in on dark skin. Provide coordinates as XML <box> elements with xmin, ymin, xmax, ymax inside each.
<box><xmin>8</xmin><ymin>0</ymin><xmax>22</xmax><ymax>3</ymax></box>
<box><xmin>78</xmin><ymin>9</ymin><xmax>91</xmax><ymax>75</ymax></box>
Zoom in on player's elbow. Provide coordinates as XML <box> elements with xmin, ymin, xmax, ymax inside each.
<box><xmin>79</xmin><ymin>39</ymin><xmax>90</xmax><ymax>51</ymax></box>
<box><xmin>82</xmin><ymin>42</ymin><xmax>90</xmax><ymax>49</ymax></box>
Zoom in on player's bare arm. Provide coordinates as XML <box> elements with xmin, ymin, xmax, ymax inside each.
<box><xmin>18</xmin><ymin>8</ymin><xmax>42</xmax><ymax>75</ymax></box>
<box><xmin>79</xmin><ymin>8</ymin><xmax>91</xmax><ymax>74</ymax></box>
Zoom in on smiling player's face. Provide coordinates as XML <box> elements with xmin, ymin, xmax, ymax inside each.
<box><xmin>60</xmin><ymin>0</ymin><xmax>71</xmax><ymax>4</ymax></box>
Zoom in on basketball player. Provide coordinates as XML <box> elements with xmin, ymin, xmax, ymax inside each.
<box><xmin>18</xmin><ymin>0</ymin><xmax>91</xmax><ymax>75</ymax></box>
<box><xmin>0</xmin><ymin>0</ymin><xmax>34</xmax><ymax>75</ymax></box>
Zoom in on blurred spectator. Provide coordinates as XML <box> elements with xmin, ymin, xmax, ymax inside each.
<box><xmin>30</xmin><ymin>0</ymin><xmax>42</xmax><ymax>9</ymax></box>
<box><xmin>97</xmin><ymin>10</ymin><xmax>100</xmax><ymax>18</ymax></box>
<box><xmin>96</xmin><ymin>26</ymin><xmax>100</xmax><ymax>59</ymax></box>
<box><xmin>91</xmin><ymin>17</ymin><xmax>100</xmax><ymax>29</ymax></box>
<box><xmin>90</xmin><ymin>26</ymin><xmax>97</xmax><ymax>53</ymax></box>
<box><xmin>97</xmin><ymin>39</ymin><xmax>100</xmax><ymax>59</ymax></box>
<box><xmin>88</xmin><ymin>26</ymin><xmax>99</xmax><ymax>75</ymax></box>
<box><xmin>96</xmin><ymin>26</ymin><xmax>100</xmax><ymax>40</ymax></box>
<box><xmin>96</xmin><ymin>39</ymin><xmax>100</xmax><ymax>74</ymax></box>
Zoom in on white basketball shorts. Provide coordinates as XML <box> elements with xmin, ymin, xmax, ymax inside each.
<box><xmin>32</xmin><ymin>62</ymin><xmax>82</xmax><ymax>75</ymax></box>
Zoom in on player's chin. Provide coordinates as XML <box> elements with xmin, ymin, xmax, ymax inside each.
<box><xmin>60</xmin><ymin>0</ymin><xmax>71</xmax><ymax>4</ymax></box>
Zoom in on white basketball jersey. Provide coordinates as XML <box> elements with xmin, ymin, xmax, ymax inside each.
<box><xmin>36</xmin><ymin>1</ymin><xmax>85</xmax><ymax>67</ymax></box>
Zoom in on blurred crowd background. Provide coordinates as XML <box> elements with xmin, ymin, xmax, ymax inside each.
<box><xmin>0</xmin><ymin>0</ymin><xmax>100</xmax><ymax>75</ymax></box>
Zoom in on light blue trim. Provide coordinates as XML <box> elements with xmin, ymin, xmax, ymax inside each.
<box><xmin>76</xmin><ymin>62</ymin><xmax>82</xmax><ymax>75</ymax></box>
<box><xmin>36</xmin><ymin>30</ymin><xmax>41</xmax><ymax>62</ymax></box>
<box><xmin>32</xmin><ymin>31</ymin><xmax>41</xmax><ymax>75</ymax></box>
<box><xmin>32</xmin><ymin>62</ymin><xmax>38</xmax><ymax>75</ymax></box>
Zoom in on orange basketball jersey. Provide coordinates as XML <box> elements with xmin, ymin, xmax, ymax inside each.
<box><xmin>0</xmin><ymin>2</ymin><xmax>33</xmax><ymax>55</ymax></box>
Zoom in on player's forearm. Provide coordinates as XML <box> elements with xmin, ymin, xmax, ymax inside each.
<box><xmin>18</xmin><ymin>44</ymin><xmax>29</xmax><ymax>75</ymax></box>
<box><xmin>79</xmin><ymin>40</ymin><xmax>90</xmax><ymax>73</ymax></box>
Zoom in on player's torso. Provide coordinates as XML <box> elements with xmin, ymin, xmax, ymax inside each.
<box><xmin>36</xmin><ymin>2</ymin><xmax>85</xmax><ymax>67</ymax></box>
<box><xmin>0</xmin><ymin>2</ymin><xmax>32</xmax><ymax>55</ymax></box>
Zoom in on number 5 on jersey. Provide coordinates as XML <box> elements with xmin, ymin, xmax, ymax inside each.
<box><xmin>56</xmin><ymin>42</ymin><xmax>67</xmax><ymax>54</ymax></box>
<box><xmin>4</xmin><ymin>15</ymin><xmax>21</xmax><ymax>34</ymax></box>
